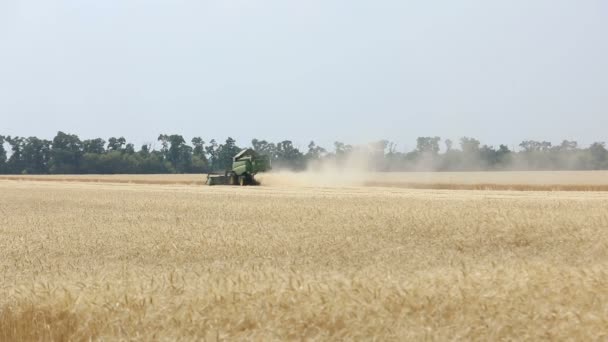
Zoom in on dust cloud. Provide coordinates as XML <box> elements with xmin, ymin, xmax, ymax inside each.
<box><xmin>256</xmin><ymin>149</ymin><xmax>373</xmax><ymax>188</ymax></box>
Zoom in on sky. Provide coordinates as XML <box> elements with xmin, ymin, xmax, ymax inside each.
<box><xmin>0</xmin><ymin>0</ymin><xmax>607</xmax><ymax>152</ymax></box>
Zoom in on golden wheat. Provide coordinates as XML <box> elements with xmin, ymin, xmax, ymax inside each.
<box><xmin>1</xmin><ymin>177</ymin><xmax>608</xmax><ymax>340</ymax></box>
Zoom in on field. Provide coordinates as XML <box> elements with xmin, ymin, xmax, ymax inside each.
<box><xmin>1</xmin><ymin>172</ymin><xmax>608</xmax><ymax>340</ymax></box>
<box><xmin>3</xmin><ymin>170</ymin><xmax>608</xmax><ymax>190</ymax></box>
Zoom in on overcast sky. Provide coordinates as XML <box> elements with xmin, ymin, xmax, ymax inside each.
<box><xmin>1</xmin><ymin>0</ymin><xmax>606</xmax><ymax>151</ymax></box>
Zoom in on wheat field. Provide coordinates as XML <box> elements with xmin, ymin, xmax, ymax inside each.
<box><xmin>1</xmin><ymin>173</ymin><xmax>608</xmax><ymax>340</ymax></box>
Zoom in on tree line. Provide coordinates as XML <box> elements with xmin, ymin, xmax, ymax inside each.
<box><xmin>0</xmin><ymin>132</ymin><xmax>607</xmax><ymax>174</ymax></box>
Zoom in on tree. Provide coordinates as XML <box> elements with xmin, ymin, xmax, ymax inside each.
<box><xmin>215</xmin><ymin>137</ymin><xmax>240</xmax><ymax>171</ymax></box>
<box><xmin>479</xmin><ymin>145</ymin><xmax>498</xmax><ymax>169</ymax></box>
<box><xmin>0</xmin><ymin>135</ymin><xmax>6</xmax><ymax>173</ymax></box>
<box><xmin>252</xmin><ymin>139</ymin><xmax>277</xmax><ymax>160</ymax></box>
<box><xmin>445</xmin><ymin>139</ymin><xmax>453</xmax><ymax>152</ymax></box>
<box><xmin>83</xmin><ymin>138</ymin><xmax>106</xmax><ymax>154</ymax></box>
<box><xmin>3</xmin><ymin>132</ymin><xmax>608</xmax><ymax>173</ymax></box>
<box><xmin>306</xmin><ymin>141</ymin><xmax>326</xmax><ymax>161</ymax></box>
<box><xmin>589</xmin><ymin>142</ymin><xmax>608</xmax><ymax>169</ymax></box>
<box><xmin>107</xmin><ymin>137</ymin><xmax>126</xmax><ymax>152</ymax></box>
<box><xmin>334</xmin><ymin>141</ymin><xmax>353</xmax><ymax>160</ymax></box>
<box><xmin>190</xmin><ymin>137</ymin><xmax>208</xmax><ymax>173</ymax></box>
<box><xmin>440</xmin><ymin>146</ymin><xmax>463</xmax><ymax>171</ymax></box>
<box><xmin>519</xmin><ymin>140</ymin><xmax>552</xmax><ymax>153</ymax></box>
<box><xmin>158</xmin><ymin>134</ymin><xmax>193</xmax><ymax>172</ymax></box>
<box><xmin>540</xmin><ymin>141</ymin><xmax>552</xmax><ymax>152</ymax></box>
<box><xmin>191</xmin><ymin>137</ymin><xmax>206</xmax><ymax>158</ymax></box>
<box><xmin>22</xmin><ymin>137</ymin><xmax>51</xmax><ymax>174</ymax></box>
<box><xmin>416</xmin><ymin>137</ymin><xmax>441</xmax><ymax>155</ymax></box>
<box><xmin>49</xmin><ymin>132</ymin><xmax>83</xmax><ymax>174</ymax></box>
<box><xmin>205</xmin><ymin>139</ymin><xmax>219</xmax><ymax>168</ymax></box>
<box><xmin>6</xmin><ymin>136</ymin><xmax>26</xmax><ymax>173</ymax></box>
<box><xmin>518</xmin><ymin>140</ymin><xmax>554</xmax><ymax>169</ymax></box>
<box><xmin>460</xmin><ymin>137</ymin><xmax>480</xmax><ymax>155</ymax></box>
<box><xmin>158</xmin><ymin>135</ymin><xmax>170</xmax><ymax>153</ymax></box>
<box><xmin>276</xmin><ymin>140</ymin><xmax>305</xmax><ymax>170</ymax></box>
<box><xmin>139</xmin><ymin>144</ymin><xmax>151</xmax><ymax>157</ymax></box>
<box><xmin>138</xmin><ymin>151</ymin><xmax>170</xmax><ymax>174</ymax></box>
<box><xmin>458</xmin><ymin>137</ymin><xmax>482</xmax><ymax>170</ymax></box>
<box><xmin>95</xmin><ymin>151</ymin><xmax>135</xmax><ymax>174</ymax></box>
<box><xmin>519</xmin><ymin>140</ymin><xmax>537</xmax><ymax>152</ymax></box>
<box><xmin>558</xmin><ymin>140</ymin><xmax>578</xmax><ymax>152</ymax></box>
<box><xmin>125</xmin><ymin>143</ymin><xmax>135</xmax><ymax>154</ymax></box>
<box><xmin>496</xmin><ymin>144</ymin><xmax>511</xmax><ymax>167</ymax></box>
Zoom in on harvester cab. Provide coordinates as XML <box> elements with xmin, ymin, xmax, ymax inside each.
<box><xmin>206</xmin><ymin>149</ymin><xmax>271</xmax><ymax>186</ymax></box>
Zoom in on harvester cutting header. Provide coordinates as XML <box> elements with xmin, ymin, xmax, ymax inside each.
<box><xmin>206</xmin><ymin>149</ymin><xmax>271</xmax><ymax>186</ymax></box>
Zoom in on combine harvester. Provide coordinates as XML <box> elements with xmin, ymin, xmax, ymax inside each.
<box><xmin>206</xmin><ymin>149</ymin><xmax>271</xmax><ymax>186</ymax></box>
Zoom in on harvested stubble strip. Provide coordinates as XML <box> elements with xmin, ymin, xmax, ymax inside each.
<box><xmin>0</xmin><ymin>176</ymin><xmax>205</xmax><ymax>186</ymax></box>
<box><xmin>2</xmin><ymin>176</ymin><xmax>608</xmax><ymax>191</ymax></box>
<box><xmin>363</xmin><ymin>181</ymin><xmax>608</xmax><ymax>192</ymax></box>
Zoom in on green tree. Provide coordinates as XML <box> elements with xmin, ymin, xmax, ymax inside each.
<box><xmin>205</xmin><ymin>139</ymin><xmax>219</xmax><ymax>168</ymax></box>
<box><xmin>440</xmin><ymin>148</ymin><xmax>463</xmax><ymax>171</ymax></box>
<box><xmin>558</xmin><ymin>140</ymin><xmax>578</xmax><ymax>151</ymax></box>
<box><xmin>251</xmin><ymin>139</ymin><xmax>277</xmax><ymax>160</ymax></box>
<box><xmin>518</xmin><ymin>140</ymin><xmax>553</xmax><ymax>170</ymax></box>
<box><xmin>416</xmin><ymin>137</ymin><xmax>441</xmax><ymax>155</ymax></box>
<box><xmin>107</xmin><ymin>137</ymin><xmax>126</xmax><ymax>152</ymax></box>
<box><xmin>306</xmin><ymin>141</ymin><xmax>326</xmax><ymax>161</ymax></box>
<box><xmin>22</xmin><ymin>137</ymin><xmax>52</xmax><ymax>174</ymax></box>
<box><xmin>479</xmin><ymin>145</ymin><xmax>498</xmax><ymax>169</ymax></box>
<box><xmin>158</xmin><ymin>134</ymin><xmax>193</xmax><ymax>172</ymax></box>
<box><xmin>334</xmin><ymin>141</ymin><xmax>353</xmax><ymax>159</ymax></box>
<box><xmin>6</xmin><ymin>136</ymin><xmax>26</xmax><ymax>173</ymax></box>
<box><xmin>97</xmin><ymin>151</ymin><xmax>136</xmax><ymax>173</ymax></box>
<box><xmin>83</xmin><ymin>138</ymin><xmax>106</xmax><ymax>154</ymax></box>
<box><xmin>0</xmin><ymin>135</ymin><xmax>6</xmax><ymax>173</ymax></box>
<box><xmin>191</xmin><ymin>138</ymin><xmax>205</xmax><ymax>158</ymax></box>
<box><xmin>81</xmin><ymin>152</ymin><xmax>105</xmax><ymax>174</ymax></box>
<box><xmin>139</xmin><ymin>144</ymin><xmax>151</xmax><ymax>157</ymax></box>
<box><xmin>139</xmin><ymin>151</ymin><xmax>171</xmax><ymax>174</ymax></box>
<box><xmin>460</xmin><ymin>137</ymin><xmax>480</xmax><ymax>155</ymax></box>
<box><xmin>519</xmin><ymin>140</ymin><xmax>552</xmax><ymax>152</ymax></box>
<box><xmin>125</xmin><ymin>143</ymin><xmax>136</xmax><ymax>154</ymax></box>
<box><xmin>459</xmin><ymin>137</ymin><xmax>482</xmax><ymax>170</ymax></box>
<box><xmin>49</xmin><ymin>132</ymin><xmax>83</xmax><ymax>174</ymax></box>
<box><xmin>215</xmin><ymin>137</ymin><xmax>240</xmax><ymax>171</ymax></box>
<box><xmin>496</xmin><ymin>144</ymin><xmax>512</xmax><ymax>167</ymax></box>
<box><xmin>589</xmin><ymin>142</ymin><xmax>608</xmax><ymax>169</ymax></box>
<box><xmin>191</xmin><ymin>137</ymin><xmax>208</xmax><ymax>173</ymax></box>
<box><xmin>276</xmin><ymin>140</ymin><xmax>305</xmax><ymax>170</ymax></box>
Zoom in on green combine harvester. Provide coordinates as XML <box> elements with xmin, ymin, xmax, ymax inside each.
<box><xmin>206</xmin><ymin>149</ymin><xmax>271</xmax><ymax>186</ymax></box>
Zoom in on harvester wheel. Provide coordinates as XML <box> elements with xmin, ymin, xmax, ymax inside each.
<box><xmin>228</xmin><ymin>174</ymin><xmax>237</xmax><ymax>185</ymax></box>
